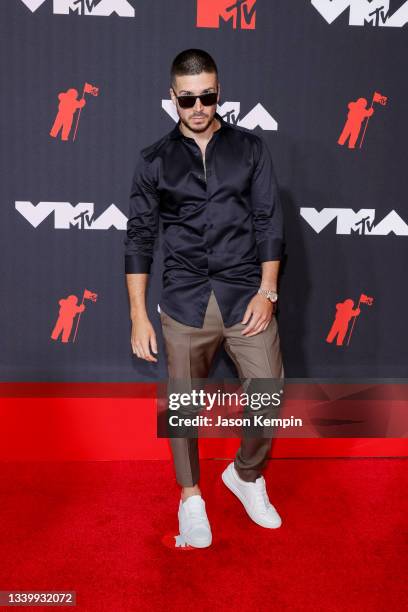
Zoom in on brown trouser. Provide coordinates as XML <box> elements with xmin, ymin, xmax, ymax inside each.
<box><xmin>160</xmin><ymin>289</ymin><xmax>284</xmax><ymax>487</ymax></box>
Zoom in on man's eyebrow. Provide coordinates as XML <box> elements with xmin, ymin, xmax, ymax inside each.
<box><xmin>178</xmin><ymin>87</ymin><xmax>216</xmax><ymax>95</ymax></box>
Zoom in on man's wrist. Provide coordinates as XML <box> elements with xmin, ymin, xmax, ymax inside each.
<box><xmin>260</xmin><ymin>285</ymin><xmax>277</xmax><ymax>292</ymax></box>
<box><xmin>131</xmin><ymin>309</ymin><xmax>148</xmax><ymax>321</ymax></box>
<box><xmin>257</xmin><ymin>287</ymin><xmax>278</xmax><ymax>302</ymax></box>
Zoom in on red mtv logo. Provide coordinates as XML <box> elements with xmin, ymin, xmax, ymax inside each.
<box><xmin>326</xmin><ymin>293</ymin><xmax>374</xmax><ymax>347</ymax></box>
<box><xmin>50</xmin><ymin>289</ymin><xmax>98</xmax><ymax>343</ymax></box>
<box><xmin>197</xmin><ymin>0</ymin><xmax>256</xmax><ymax>29</ymax></box>
<box><xmin>50</xmin><ymin>82</ymin><xmax>99</xmax><ymax>142</ymax></box>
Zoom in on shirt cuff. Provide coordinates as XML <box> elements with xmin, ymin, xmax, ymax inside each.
<box><xmin>257</xmin><ymin>238</ymin><xmax>283</xmax><ymax>262</ymax></box>
<box><xmin>125</xmin><ymin>254</ymin><xmax>152</xmax><ymax>273</ymax></box>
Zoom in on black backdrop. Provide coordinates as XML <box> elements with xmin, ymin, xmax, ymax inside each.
<box><xmin>2</xmin><ymin>0</ymin><xmax>407</xmax><ymax>382</ymax></box>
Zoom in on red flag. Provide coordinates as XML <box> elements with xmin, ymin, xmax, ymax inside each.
<box><xmin>84</xmin><ymin>82</ymin><xmax>99</xmax><ymax>96</ymax></box>
<box><xmin>373</xmin><ymin>91</ymin><xmax>387</xmax><ymax>105</ymax></box>
<box><xmin>84</xmin><ymin>289</ymin><xmax>98</xmax><ymax>302</ymax></box>
<box><xmin>360</xmin><ymin>294</ymin><xmax>374</xmax><ymax>306</ymax></box>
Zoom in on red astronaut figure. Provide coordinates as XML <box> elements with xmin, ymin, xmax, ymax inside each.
<box><xmin>51</xmin><ymin>295</ymin><xmax>86</xmax><ymax>343</ymax></box>
<box><xmin>338</xmin><ymin>98</ymin><xmax>374</xmax><ymax>149</ymax></box>
<box><xmin>50</xmin><ymin>88</ymin><xmax>86</xmax><ymax>141</ymax></box>
<box><xmin>326</xmin><ymin>299</ymin><xmax>361</xmax><ymax>346</ymax></box>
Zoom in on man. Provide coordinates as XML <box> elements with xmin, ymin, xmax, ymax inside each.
<box><xmin>124</xmin><ymin>49</ymin><xmax>285</xmax><ymax>548</ymax></box>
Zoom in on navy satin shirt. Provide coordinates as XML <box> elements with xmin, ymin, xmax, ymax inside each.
<box><xmin>124</xmin><ymin>111</ymin><xmax>284</xmax><ymax>328</ymax></box>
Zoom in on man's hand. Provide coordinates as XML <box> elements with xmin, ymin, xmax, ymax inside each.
<box><xmin>131</xmin><ymin>314</ymin><xmax>158</xmax><ymax>362</ymax></box>
<box><xmin>240</xmin><ymin>294</ymin><xmax>274</xmax><ymax>336</ymax></box>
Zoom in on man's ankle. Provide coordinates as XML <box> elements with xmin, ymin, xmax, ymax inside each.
<box><xmin>181</xmin><ymin>485</ymin><xmax>201</xmax><ymax>502</ymax></box>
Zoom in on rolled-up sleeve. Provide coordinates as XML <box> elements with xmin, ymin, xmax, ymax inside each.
<box><xmin>250</xmin><ymin>136</ymin><xmax>284</xmax><ymax>262</ymax></box>
<box><xmin>124</xmin><ymin>153</ymin><xmax>160</xmax><ymax>274</ymax></box>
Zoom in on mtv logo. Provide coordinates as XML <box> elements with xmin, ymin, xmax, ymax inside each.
<box><xmin>301</xmin><ymin>208</ymin><xmax>376</xmax><ymax>234</ymax></box>
<box><xmin>217</xmin><ymin>102</ymin><xmax>277</xmax><ymax>130</ymax></box>
<box><xmin>311</xmin><ymin>0</ymin><xmax>408</xmax><ymax>27</ymax></box>
<box><xmin>19</xmin><ymin>0</ymin><xmax>135</xmax><ymax>17</ymax></box>
<box><xmin>300</xmin><ymin>207</ymin><xmax>408</xmax><ymax>235</ymax></box>
<box><xmin>196</xmin><ymin>0</ymin><xmax>256</xmax><ymax>29</ymax></box>
<box><xmin>15</xmin><ymin>201</ymin><xmax>127</xmax><ymax>229</ymax></box>
<box><xmin>161</xmin><ymin>100</ymin><xmax>277</xmax><ymax>130</ymax></box>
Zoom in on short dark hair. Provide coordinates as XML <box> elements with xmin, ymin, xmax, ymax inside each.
<box><xmin>170</xmin><ymin>49</ymin><xmax>218</xmax><ymax>89</ymax></box>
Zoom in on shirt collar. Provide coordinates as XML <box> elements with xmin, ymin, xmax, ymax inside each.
<box><xmin>169</xmin><ymin>111</ymin><xmax>228</xmax><ymax>140</ymax></box>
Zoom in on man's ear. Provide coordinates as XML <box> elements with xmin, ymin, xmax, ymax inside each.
<box><xmin>170</xmin><ymin>87</ymin><xmax>175</xmax><ymax>104</ymax></box>
<box><xmin>217</xmin><ymin>82</ymin><xmax>221</xmax><ymax>103</ymax></box>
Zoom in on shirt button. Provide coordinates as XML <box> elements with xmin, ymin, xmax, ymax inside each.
<box><xmin>208</xmin><ymin>248</ymin><xmax>213</xmax><ymax>254</ymax></box>
<box><xmin>208</xmin><ymin>222</ymin><xmax>214</xmax><ymax>228</ymax></box>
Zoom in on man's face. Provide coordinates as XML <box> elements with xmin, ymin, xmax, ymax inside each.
<box><xmin>170</xmin><ymin>72</ymin><xmax>220</xmax><ymax>134</ymax></box>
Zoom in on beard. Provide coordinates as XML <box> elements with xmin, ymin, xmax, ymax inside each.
<box><xmin>181</xmin><ymin>111</ymin><xmax>216</xmax><ymax>134</ymax></box>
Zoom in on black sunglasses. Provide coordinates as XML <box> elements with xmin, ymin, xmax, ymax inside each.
<box><xmin>173</xmin><ymin>89</ymin><xmax>218</xmax><ymax>109</ymax></box>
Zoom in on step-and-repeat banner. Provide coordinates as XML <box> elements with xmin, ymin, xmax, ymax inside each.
<box><xmin>2</xmin><ymin>1</ymin><xmax>407</xmax><ymax>382</ymax></box>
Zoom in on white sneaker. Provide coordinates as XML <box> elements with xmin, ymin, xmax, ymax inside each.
<box><xmin>221</xmin><ymin>462</ymin><xmax>282</xmax><ymax>529</ymax></box>
<box><xmin>178</xmin><ymin>494</ymin><xmax>212</xmax><ymax>548</ymax></box>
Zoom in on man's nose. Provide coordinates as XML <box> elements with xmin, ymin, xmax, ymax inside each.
<box><xmin>193</xmin><ymin>96</ymin><xmax>204</xmax><ymax>112</ymax></box>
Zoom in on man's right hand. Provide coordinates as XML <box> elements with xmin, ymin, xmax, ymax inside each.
<box><xmin>131</xmin><ymin>315</ymin><xmax>158</xmax><ymax>362</ymax></box>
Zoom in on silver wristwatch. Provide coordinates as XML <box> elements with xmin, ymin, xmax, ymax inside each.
<box><xmin>257</xmin><ymin>288</ymin><xmax>278</xmax><ymax>303</ymax></box>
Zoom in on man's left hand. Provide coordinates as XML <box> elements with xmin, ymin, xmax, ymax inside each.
<box><xmin>240</xmin><ymin>294</ymin><xmax>274</xmax><ymax>336</ymax></box>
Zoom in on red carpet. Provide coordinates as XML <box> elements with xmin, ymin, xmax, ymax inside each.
<box><xmin>0</xmin><ymin>458</ymin><xmax>406</xmax><ymax>611</ymax></box>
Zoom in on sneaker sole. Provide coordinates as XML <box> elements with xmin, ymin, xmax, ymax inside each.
<box><xmin>180</xmin><ymin>531</ymin><xmax>212</xmax><ymax>548</ymax></box>
<box><xmin>221</xmin><ymin>465</ymin><xmax>282</xmax><ymax>529</ymax></box>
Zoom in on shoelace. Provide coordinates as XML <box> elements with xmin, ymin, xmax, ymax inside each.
<box><xmin>185</xmin><ymin>501</ymin><xmax>208</xmax><ymax>526</ymax></box>
<box><xmin>254</xmin><ymin>478</ymin><xmax>272</xmax><ymax>513</ymax></box>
